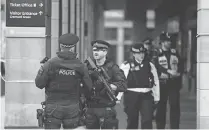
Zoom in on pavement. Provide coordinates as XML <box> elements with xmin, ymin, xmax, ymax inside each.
<box><xmin>115</xmin><ymin>87</ymin><xmax>197</xmax><ymax>129</ymax></box>
<box><xmin>1</xmin><ymin>75</ymin><xmax>196</xmax><ymax>129</ymax></box>
<box><xmin>1</xmin><ymin>90</ymin><xmax>196</xmax><ymax>129</ymax></box>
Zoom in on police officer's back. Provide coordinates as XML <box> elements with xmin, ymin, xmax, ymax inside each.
<box><xmin>35</xmin><ymin>33</ymin><xmax>92</xmax><ymax>129</ymax></box>
<box><xmin>143</xmin><ymin>38</ymin><xmax>158</xmax><ymax>64</ymax></box>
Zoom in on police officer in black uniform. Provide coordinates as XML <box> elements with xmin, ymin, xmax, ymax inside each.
<box><xmin>84</xmin><ymin>40</ymin><xmax>127</xmax><ymax>129</ymax></box>
<box><xmin>35</xmin><ymin>33</ymin><xmax>93</xmax><ymax>129</ymax></box>
<box><xmin>155</xmin><ymin>32</ymin><xmax>183</xmax><ymax>129</ymax></box>
<box><xmin>120</xmin><ymin>43</ymin><xmax>160</xmax><ymax>129</ymax></box>
<box><xmin>143</xmin><ymin>38</ymin><xmax>158</xmax><ymax>64</ymax></box>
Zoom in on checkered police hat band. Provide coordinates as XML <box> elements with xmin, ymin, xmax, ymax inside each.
<box><xmin>93</xmin><ymin>42</ymin><xmax>108</xmax><ymax>49</ymax></box>
<box><xmin>60</xmin><ymin>44</ymin><xmax>75</xmax><ymax>48</ymax></box>
<box><xmin>132</xmin><ymin>47</ymin><xmax>140</xmax><ymax>52</ymax></box>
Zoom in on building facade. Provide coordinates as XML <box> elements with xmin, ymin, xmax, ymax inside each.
<box><xmin>1</xmin><ymin>0</ymin><xmax>209</xmax><ymax>129</ymax></box>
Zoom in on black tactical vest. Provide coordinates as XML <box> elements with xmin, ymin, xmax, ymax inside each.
<box><xmin>127</xmin><ymin>61</ymin><xmax>152</xmax><ymax>88</ymax></box>
<box><xmin>45</xmin><ymin>58</ymin><xmax>81</xmax><ymax>104</ymax></box>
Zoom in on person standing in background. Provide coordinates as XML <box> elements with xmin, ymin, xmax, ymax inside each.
<box><xmin>143</xmin><ymin>38</ymin><xmax>158</xmax><ymax>64</ymax></box>
<box><xmin>120</xmin><ymin>43</ymin><xmax>160</xmax><ymax>129</ymax></box>
<box><xmin>155</xmin><ymin>32</ymin><xmax>183</xmax><ymax>129</ymax></box>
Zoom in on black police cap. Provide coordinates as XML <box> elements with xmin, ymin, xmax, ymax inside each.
<box><xmin>131</xmin><ymin>43</ymin><xmax>146</xmax><ymax>53</ymax></box>
<box><xmin>160</xmin><ymin>31</ymin><xmax>171</xmax><ymax>41</ymax></box>
<box><xmin>91</xmin><ymin>40</ymin><xmax>110</xmax><ymax>49</ymax></box>
<box><xmin>59</xmin><ymin>33</ymin><xmax>79</xmax><ymax>48</ymax></box>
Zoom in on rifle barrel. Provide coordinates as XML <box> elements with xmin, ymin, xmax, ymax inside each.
<box><xmin>86</xmin><ymin>57</ymin><xmax>117</xmax><ymax>101</ymax></box>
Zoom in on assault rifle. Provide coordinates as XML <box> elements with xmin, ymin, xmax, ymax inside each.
<box><xmin>40</xmin><ymin>57</ymin><xmax>49</xmax><ymax>64</ymax></box>
<box><xmin>86</xmin><ymin>57</ymin><xmax>117</xmax><ymax>102</ymax></box>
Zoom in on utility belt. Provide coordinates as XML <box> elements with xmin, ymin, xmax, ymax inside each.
<box><xmin>137</xmin><ymin>90</ymin><xmax>152</xmax><ymax>95</ymax></box>
<box><xmin>87</xmin><ymin>96</ymin><xmax>116</xmax><ymax>108</ymax></box>
<box><xmin>126</xmin><ymin>90</ymin><xmax>152</xmax><ymax>96</ymax></box>
<box><xmin>159</xmin><ymin>78</ymin><xmax>168</xmax><ymax>84</ymax></box>
<box><xmin>37</xmin><ymin>101</ymin><xmax>84</xmax><ymax>128</ymax></box>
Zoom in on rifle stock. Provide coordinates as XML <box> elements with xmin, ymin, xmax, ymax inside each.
<box><xmin>86</xmin><ymin>57</ymin><xmax>117</xmax><ymax>102</ymax></box>
<box><xmin>40</xmin><ymin>57</ymin><xmax>49</xmax><ymax>64</ymax></box>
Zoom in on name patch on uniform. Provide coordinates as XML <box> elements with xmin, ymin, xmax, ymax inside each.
<box><xmin>38</xmin><ymin>66</ymin><xmax>44</xmax><ymax>75</ymax></box>
<box><xmin>159</xmin><ymin>56</ymin><xmax>168</xmax><ymax>69</ymax></box>
<box><xmin>59</xmin><ymin>69</ymin><xmax>75</xmax><ymax>75</ymax></box>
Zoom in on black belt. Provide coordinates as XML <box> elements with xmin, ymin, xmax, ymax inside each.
<box><xmin>160</xmin><ymin>78</ymin><xmax>178</xmax><ymax>83</ymax></box>
<box><xmin>125</xmin><ymin>91</ymin><xmax>152</xmax><ymax>95</ymax></box>
<box><xmin>87</xmin><ymin>100</ymin><xmax>116</xmax><ymax>108</ymax></box>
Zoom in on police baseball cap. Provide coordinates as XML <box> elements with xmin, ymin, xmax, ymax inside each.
<box><xmin>59</xmin><ymin>33</ymin><xmax>79</xmax><ymax>48</ymax></box>
<box><xmin>160</xmin><ymin>31</ymin><xmax>171</xmax><ymax>42</ymax></box>
<box><xmin>131</xmin><ymin>43</ymin><xmax>146</xmax><ymax>53</ymax></box>
<box><xmin>91</xmin><ymin>40</ymin><xmax>110</xmax><ymax>50</ymax></box>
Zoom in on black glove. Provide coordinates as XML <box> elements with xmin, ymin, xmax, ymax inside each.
<box><xmin>88</xmin><ymin>70</ymin><xmax>99</xmax><ymax>79</ymax></box>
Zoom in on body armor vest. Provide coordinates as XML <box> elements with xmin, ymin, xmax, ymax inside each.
<box><xmin>127</xmin><ymin>60</ymin><xmax>153</xmax><ymax>88</ymax></box>
<box><xmin>158</xmin><ymin>49</ymin><xmax>179</xmax><ymax>79</ymax></box>
<box><xmin>46</xmin><ymin>59</ymin><xmax>81</xmax><ymax>104</ymax></box>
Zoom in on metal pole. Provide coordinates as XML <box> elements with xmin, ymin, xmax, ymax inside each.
<box><xmin>197</xmin><ymin>0</ymin><xmax>209</xmax><ymax>129</ymax></box>
<box><xmin>45</xmin><ymin>0</ymin><xmax>52</xmax><ymax>58</ymax></box>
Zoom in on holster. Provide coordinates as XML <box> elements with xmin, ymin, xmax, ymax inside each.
<box><xmin>36</xmin><ymin>109</ymin><xmax>45</xmax><ymax>128</ymax></box>
<box><xmin>36</xmin><ymin>101</ymin><xmax>46</xmax><ymax>128</ymax></box>
<box><xmin>87</xmin><ymin>96</ymin><xmax>116</xmax><ymax>108</ymax></box>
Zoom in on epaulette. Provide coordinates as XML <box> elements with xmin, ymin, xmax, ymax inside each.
<box><xmin>171</xmin><ymin>49</ymin><xmax>176</xmax><ymax>54</ymax></box>
<box><xmin>123</xmin><ymin>61</ymin><xmax>129</xmax><ymax>65</ymax></box>
<box><xmin>130</xmin><ymin>62</ymin><xmax>135</xmax><ymax>68</ymax></box>
<box><xmin>106</xmin><ymin>60</ymin><xmax>114</xmax><ymax>68</ymax></box>
<box><xmin>123</xmin><ymin>59</ymin><xmax>134</xmax><ymax>65</ymax></box>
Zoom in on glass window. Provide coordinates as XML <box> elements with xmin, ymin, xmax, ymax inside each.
<box><xmin>107</xmin><ymin>45</ymin><xmax>117</xmax><ymax>64</ymax></box>
<box><xmin>124</xmin><ymin>28</ymin><xmax>133</xmax><ymax>41</ymax></box>
<box><xmin>1</xmin><ymin>4</ymin><xmax>5</xmax><ymax>11</ymax></box>
<box><xmin>105</xmin><ymin>28</ymin><xmax>117</xmax><ymax>40</ymax></box>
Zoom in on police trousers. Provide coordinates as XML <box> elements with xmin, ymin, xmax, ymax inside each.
<box><xmin>44</xmin><ymin>103</ymin><xmax>80</xmax><ymax>129</ymax></box>
<box><xmin>123</xmin><ymin>91</ymin><xmax>154</xmax><ymax>129</ymax></box>
<box><xmin>155</xmin><ymin>80</ymin><xmax>181</xmax><ymax>129</ymax></box>
<box><xmin>85</xmin><ymin>107</ymin><xmax>118</xmax><ymax>129</ymax></box>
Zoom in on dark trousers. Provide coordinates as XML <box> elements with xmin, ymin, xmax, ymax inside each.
<box><xmin>85</xmin><ymin>107</ymin><xmax>118</xmax><ymax>129</ymax></box>
<box><xmin>124</xmin><ymin>91</ymin><xmax>154</xmax><ymax>129</ymax></box>
<box><xmin>44</xmin><ymin>103</ymin><xmax>80</xmax><ymax>129</ymax></box>
<box><xmin>156</xmin><ymin>80</ymin><xmax>180</xmax><ymax>129</ymax></box>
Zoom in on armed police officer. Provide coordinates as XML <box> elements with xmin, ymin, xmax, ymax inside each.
<box><xmin>155</xmin><ymin>32</ymin><xmax>183</xmax><ymax>129</ymax></box>
<box><xmin>35</xmin><ymin>33</ymin><xmax>93</xmax><ymax>129</ymax></box>
<box><xmin>120</xmin><ymin>43</ymin><xmax>160</xmax><ymax>129</ymax></box>
<box><xmin>84</xmin><ymin>40</ymin><xmax>127</xmax><ymax>129</ymax></box>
